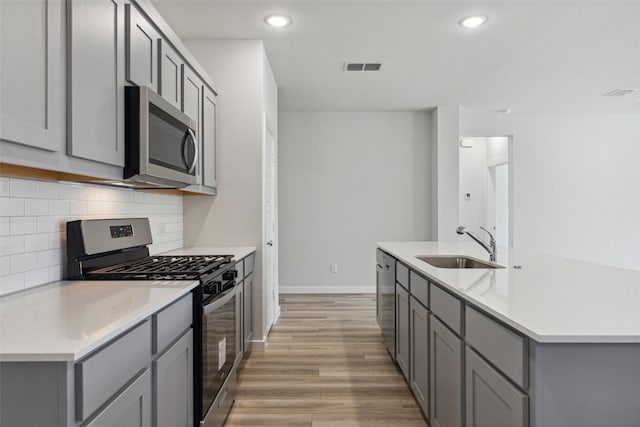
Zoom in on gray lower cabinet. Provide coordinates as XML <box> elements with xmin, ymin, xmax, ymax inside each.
<box><xmin>243</xmin><ymin>272</ymin><xmax>254</xmax><ymax>353</ymax></box>
<box><xmin>409</xmin><ymin>296</ymin><xmax>429</xmax><ymax>416</ymax></box>
<box><xmin>0</xmin><ymin>0</ymin><xmax>64</xmax><ymax>151</ymax></box>
<box><xmin>126</xmin><ymin>3</ymin><xmax>160</xmax><ymax>91</ymax></box>
<box><xmin>395</xmin><ymin>282</ymin><xmax>410</xmax><ymax>380</ymax></box>
<box><xmin>68</xmin><ymin>0</ymin><xmax>126</xmax><ymax>167</ymax></box>
<box><xmin>85</xmin><ymin>368</ymin><xmax>152</xmax><ymax>427</ymax></box>
<box><xmin>465</xmin><ymin>347</ymin><xmax>528</xmax><ymax>427</ymax></box>
<box><xmin>154</xmin><ymin>330</ymin><xmax>194</xmax><ymax>427</ymax></box>
<box><xmin>430</xmin><ymin>315</ymin><xmax>463</xmax><ymax>427</ymax></box>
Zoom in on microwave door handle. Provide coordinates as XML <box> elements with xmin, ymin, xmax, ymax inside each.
<box><xmin>186</xmin><ymin>128</ymin><xmax>198</xmax><ymax>174</ymax></box>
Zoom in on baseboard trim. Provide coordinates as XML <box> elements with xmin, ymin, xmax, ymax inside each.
<box><xmin>279</xmin><ymin>286</ymin><xmax>375</xmax><ymax>294</ymax></box>
<box><xmin>249</xmin><ymin>335</ymin><xmax>268</xmax><ymax>352</ymax></box>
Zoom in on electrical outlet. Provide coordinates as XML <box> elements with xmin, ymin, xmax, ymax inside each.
<box><xmin>330</xmin><ymin>264</ymin><xmax>338</xmax><ymax>273</ymax></box>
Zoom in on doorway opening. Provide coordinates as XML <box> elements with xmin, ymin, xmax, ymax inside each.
<box><xmin>458</xmin><ymin>136</ymin><xmax>513</xmax><ymax>247</ymax></box>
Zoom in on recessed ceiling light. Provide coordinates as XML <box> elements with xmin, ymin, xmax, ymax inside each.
<box><xmin>265</xmin><ymin>14</ymin><xmax>291</xmax><ymax>28</ymax></box>
<box><xmin>460</xmin><ymin>15</ymin><xmax>487</xmax><ymax>29</ymax></box>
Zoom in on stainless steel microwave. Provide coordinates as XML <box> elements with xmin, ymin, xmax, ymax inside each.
<box><xmin>124</xmin><ymin>86</ymin><xmax>198</xmax><ymax>188</ymax></box>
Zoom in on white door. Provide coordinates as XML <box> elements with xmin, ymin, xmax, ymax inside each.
<box><xmin>263</xmin><ymin>114</ymin><xmax>279</xmax><ymax>330</ymax></box>
<box><xmin>489</xmin><ymin>163</ymin><xmax>509</xmax><ymax>247</ymax></box>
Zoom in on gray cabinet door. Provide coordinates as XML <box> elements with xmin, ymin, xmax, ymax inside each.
<box><xmin>68</xmin><ymin>0</ymin><xmax>126</xmax><ymax>167</ymax></box>
<box><xmin>158</xmin><ymin>39</ymin><xmax>183</xmax><ymax>110</ymax></box>
<box><xmin>236</xmin><ymin>282</ymin><xmax>244</xmax><ymax>361</ymax></box>
<box><xmin>154</xmin><ymin>330</ymin><xmax>194</xmax><ymax>427</ymax></box>
<box><xmin>85</xmin><ymin>368</ymin><xmax>152</xmax><ymax>427</ymax></box>
<box><xmin>410</xmin><ymin>296</ymin><xmax>429</xmax><ymax>417</ymax></box>
<box><xmin>376</xmin><ymin>263</ymin><xmax>383</xmax><ymax>327</ymax></box>
<box><xmin>243</xmin><ymin>273</ymin><xmax>254</xmax><ymax>353</ymax></box>
<box><xmin>395</xmin><ymin>283</ymin><xmax>410</xmax><ymax>380</ymax></box>
<box><xmin>126</xmin><ymin>4</ymin><xmax>159</xmax><ymax>91</ymax></box>
<box><xmin>466</xmin><ymin>347</ymin><xmax>528</xmax><ymax>427</ymax></box>
<box><xmin>181</xmin><ymin>65</ymin><xmax>203</xmax><ymax>183</ymax></box>
<box><xmin>0</xmin><ymin>0</ymin><xmax>64</xmax><ymax>152</ymax></box>
<box><xmin>430</xmin><ymin>315</ymin><xmax>464</xmax><ymax>427</ymax></box>
<box><xmin>202</xmin><ymin>86</ymin><xmax>218</xmax><ymax>188</ymax></box>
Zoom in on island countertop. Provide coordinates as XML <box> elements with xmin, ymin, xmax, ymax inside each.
<box><xmin>376</xmin><ymin>241</ymin><xmax>640</xmax><ymax>343</ymax></box>
<box><xmin>0</xmin><ymin>280</ymin><xmax>198</xmax><ymax>362</ymax></box>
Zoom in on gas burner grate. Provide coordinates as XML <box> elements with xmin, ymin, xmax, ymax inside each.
<box><xmin>86</xmin><ymin>255</ymin><xmax>234</xmax><ymax>278</ymax></box>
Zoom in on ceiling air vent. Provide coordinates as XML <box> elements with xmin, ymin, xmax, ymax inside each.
<box><xmin>344</xmin><ymin>62</ymin><xmax>382</xmax><ymax>72</ymax></box>
<box><xmin>603</xmin><ymin>89</ymin><xmax>636</xmax><ymax>97</ymax></box>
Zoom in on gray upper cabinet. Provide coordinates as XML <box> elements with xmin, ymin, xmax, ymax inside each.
<box><xmin>158</xmin><ymin>39</ymin><xmax>183</xmax><ymax>110</ymax></box>
<box><xmin>154</xmin><ymin>329</ymin><xmax>194</xmax><ymax>427</ymax></box>
<box><xmin>68</xmin><ymin>0</ymin><xmax>126</xmax><ymax>167</ymax></box>
<box><xmin>395</xmin><ymin>283</ymin><xmax>410</xmax><ymax>380</ymax></box>
<box><xmin>466</xmin><ymin>347</ymin><xmax>528</xmax><ymax>427</ymax></box>
<box><xmin>409</xmin><ymin>296</ymin><xmax>429</xmax><ymax>417</ymax></box>
<box><xmin>126</xmin><ymin>4</ymin><xmax>159</xmax><ymax>91</ymax></box>
<box><xmin>85</xmin><ymin>369</ymin><xmax>152</xmax><ymax>427</ymax></box>
<box><xmin>181</xmin><ymin>65</ymin><xmax>203</xmax><ymax>183</ymax></box>
<box><xmin>430</xmin><ymin>315</ymin><xmax>463</xmax><ymax>427</ymax></box>
<box><xmin>202</xmin><ymin>86</ymin><xmax>218</xmax><ymax>188</ymax></box>
<box><xmin>0</xmin><ymin>0</ymin><xmax>64</xmax><ymax>151</ymax></box>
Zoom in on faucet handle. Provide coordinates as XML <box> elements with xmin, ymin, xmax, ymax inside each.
<box><xmin>479</xmin><ymin>226</ymin><xmax>496</xmax><ymax>244</ymax></box>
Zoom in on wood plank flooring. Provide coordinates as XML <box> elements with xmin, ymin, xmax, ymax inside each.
<box><xmin>226</xmin><ymin>294</ymin><xmax>429</xmax><ymax>426</ymax></box>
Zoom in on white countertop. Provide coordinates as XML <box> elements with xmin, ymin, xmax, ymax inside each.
<box><xmin>377</xmin><ymin>241</ymin><xmax>640</xmax><ymax>344</ymax></box>
<box><xmin>0</xmin><ymin>280</ymin><xmax>198</xmax><ymax>362</ymax></box>
<box><xmin>162</xmin><ymin>246</ymin><xmax>256</xmax><ymax>261</ymax></box>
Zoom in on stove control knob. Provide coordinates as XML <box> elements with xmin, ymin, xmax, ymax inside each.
<box><xmin>223</xmin><ymin>270</ymin><xmax>238</xmax><ymax>280</ymax></box>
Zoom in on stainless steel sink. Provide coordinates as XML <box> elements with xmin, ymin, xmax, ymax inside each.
<box><xmin>416</xmin><ymin>255</ymin><xmax>505</xmax><ymax>269</ymax></box>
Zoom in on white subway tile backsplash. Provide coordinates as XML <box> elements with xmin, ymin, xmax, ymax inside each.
<box><xmin>10</xmin><ymin>217</ymin><xmax>38</xmax><ymax>235</ymax></box>
<box><xmin>25</xmin><ymin>268</ymin><xmax>49</xmax><ymax>289</ymax></box>
<box><xmin>49</xmin><ymin>200</ymin><xmax>70</xmax><ymax>216</ymax></box>
<box><xmin>0</xmin><ymin>236</ymin><xmax>24</xmax><ymax>256</ymax></box>
<box><xmin>0</xmin><ymin>256</ymin><xmax>10</xmax><ymax>276</ymax></box>
<box><xmin>25</xmin><ymin>199</ymin><xmax>49</xmax><ymax>216</ymax></box>
<box><xmin>0</xmin><ymin>178</ymin><xmax>184</xmax><ymax>296</ymax></box>
<box><xmin>10</xmin><ymin>179</ymin><xmax>38</xmax><ymax>198</ymax></box>
<box><xmin>0</xmin><ymin>273</ymin><xmax>25</xmax><ymax>295</ymax></box>
<box><xmin>11</xmin><ymin>253</ymin><xmax>37</xmax><ymax>273</ymax></box>
<box><xmin>0</xmin><ymin>218</ymin><xmax>9</xmax><ymax>236</ymax></box>
<box><xmin>25</xmin><ymin>234</ymin><xmax>49</xmax><ymax>252</ymax></box>
<box><xmin>0</xmin><ymin>178</ymin><xmax>10</xmax><ymax>196</ymax></box>
<box><xmin>0</xmin><ymin>198</ymin><xmax>25</xmax><ymax>216</ymax></box>
<box><xmin>37</xmin><ymin>249</ymin><xmax>62</xmax><ymax>268</ymax></box>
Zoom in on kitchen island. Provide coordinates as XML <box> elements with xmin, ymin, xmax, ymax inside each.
<box><xmin>377</xmin><ymin>241</ymin><xmax>640</xmax><ymax>427</ymax></box>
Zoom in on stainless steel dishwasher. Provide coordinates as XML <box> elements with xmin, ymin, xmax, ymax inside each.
<box><xmin>377</xmin><ymin>249</ymin><xmax>397</xmax><ymax>360</ymax></box>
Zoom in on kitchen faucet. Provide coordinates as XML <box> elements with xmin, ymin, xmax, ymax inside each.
<box><xmin>456</xmin><ymin>226</ymin><xmax>497</xmax><ymax>262</ymax></box>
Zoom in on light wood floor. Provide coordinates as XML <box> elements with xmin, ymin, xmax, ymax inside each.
<box><xmin>226</xmin><ymin>294</ymin><xmax>429</xmax><ymax>427</ymax></box>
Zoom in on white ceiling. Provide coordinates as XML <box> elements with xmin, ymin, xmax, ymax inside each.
<box><xmin>152</xmin><ymin>0</ymin><xmax>640</xmax><ymax>114</ymax></box>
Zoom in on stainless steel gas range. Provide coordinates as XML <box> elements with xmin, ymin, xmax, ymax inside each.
<box><xmin>67</xmin><ymin>218</ymin><xmax>238</xmax><ymax>427</ymax></box>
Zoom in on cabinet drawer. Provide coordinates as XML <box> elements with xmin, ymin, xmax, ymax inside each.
<box><xmin>244</xmin><ymin>254</ymin><xmax>254</xmax><ymax>278</ymax></box>
<box><xmin>466</xmin><ymin>347</ymin><xmax>528</xmax><ymax>427</ymax></box>
<box><xmin>153</xmin><ymin>293</ymin><xmax>192</xmax><ymax>355</ymax></box>
<box><xmin>409</xmin><ymin>271</ymin><xmax>429</xmax><ymax>308</ymax></box>
<box><xmin>466</xmin><ymin>307</ymin><xmax>528</xmax><ymax>389</ymax></box>
<box><xmin>396</xmin><ymin>262</ymin><xmax>409</xmax><ymax>290</ymax></box>
<box><xmin>76</xmin><ymin>320</ymin><xmax>151</xmax><ymax>421</ymax></box>
<box><xmin>430</xmin><ymin>283</ymin><xmax>463</xmax><ymax>335</ymax></box>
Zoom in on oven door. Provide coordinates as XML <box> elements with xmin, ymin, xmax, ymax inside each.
<box><xmin>201</xmin><ymin>287</ymin><xmax>236</xmax><ymax>420</ymax></box>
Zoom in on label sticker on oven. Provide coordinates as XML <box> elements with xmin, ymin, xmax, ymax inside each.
<box><xmin>218</xmin><ymin>336</ymin><xmax>226</xmax><ymax>371</ymax></box>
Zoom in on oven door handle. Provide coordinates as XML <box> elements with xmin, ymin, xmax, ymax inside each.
<box><xmin>203</xmin><ymin>287</ymin><xmax>235</xmax><ymax>315</ymax></box>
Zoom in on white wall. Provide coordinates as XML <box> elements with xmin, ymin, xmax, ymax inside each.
<box><xmin>461</xmin><ymin>110</ymin><xmax>640</xmax><ymax>271</ymax></box>
<box><xmin>0</xmin><ymin>177</ymin><xmax>183</xmax><ymax>296</ymax></box>
<box><xmin>182</xmin><ymin>40</ymin><xmax>278</xmax><ymax>345</ymax></box>
<box><xmin>432</xmin><ymin>107</ymin><xmax>460</xmax><ymax>240</ymax></box>
<box><xmin>278</xmin><ymin>111</ymin><xmax>433</xmax><ymax>293</ymax></box>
